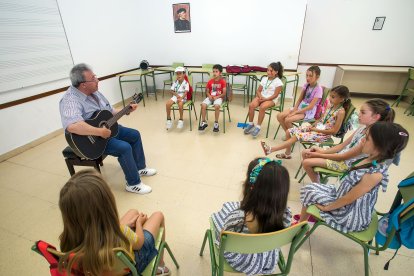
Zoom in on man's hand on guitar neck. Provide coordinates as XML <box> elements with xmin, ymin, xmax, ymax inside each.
<box><xmin>113</xmin><ymin>103</ymin><xmax>138</xmax><ymax>115</ymax></box>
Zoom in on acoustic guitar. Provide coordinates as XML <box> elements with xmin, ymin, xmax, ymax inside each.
<box><xmin>65</xmin><ymin>93</ymin><xmax>143</xmax><ymax>160</ymax></box>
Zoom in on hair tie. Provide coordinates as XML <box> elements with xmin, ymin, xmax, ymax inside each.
<box><xmin>249</xmin><ymin>158</ymin><xmax>281</xmax><ymax>186</ymax></box>
<box><xmin>399</xmin><ymin>131</ymin><xmax>408</xmax><ymax>137</ymax></box>
<box><xmin>385</xmin><ymin>105</ymin><xmax>391</xmax><ymax>111</ymax></box>
<box><xmin>372</xmin><ymin>160</ymin><xmax>378</xmax><ymax>166</ymax></box>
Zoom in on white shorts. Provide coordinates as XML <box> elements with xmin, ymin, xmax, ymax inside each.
<box><xmin>171</xmin><ymin>95</ymin><xmax>187</xmax><ymax>103</ymax></box>
<box><xmin>202</xmin><ymin>97</ymin><xmax>223</xmax><ymax>106</ymax></box>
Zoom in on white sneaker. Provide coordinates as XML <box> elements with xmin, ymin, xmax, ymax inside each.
<box><xmin>177</xmin><ymin>120</ymin><xmax>184</xmax><ymax>129</ymax></box>
<box><xmin>166</xmin><ymin>120</ymin><xmax>172</xmax><ymax>130</ymax></box>
<box><xmin>138</xmin><ymin>167</ymin><xmax>157</xmax><ymax>176</ymax></box>
<box><xmin>125</xmin><ymin>182</ymin><xmax>152</xmax><ymax>194</ymax></box>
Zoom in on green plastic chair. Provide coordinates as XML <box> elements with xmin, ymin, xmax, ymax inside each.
<box><xmin>171</xmin><ymin>75</ymin><xmax>198</xmax><ymax>131</ymax></box>
<box><xmin>294</xmin><ymin>103</ymin><xmax>356</xmax><ymax>181</ymax></box>
<box><xmin>229</xmin><ymin>74</ymin><xmax>248</xmax><ymax>107</ymax></box>
<box><xmin>195</xmin><ymin>64</ymin><xmax>215</xmax><ymax>100</ymax></box>
<box><xmin>296</xmin><ymin>172</ymin><xmax>414</xmax><ymax>276</ymax></box>
<box><xmin>198</xmin><ymin>76</ymin><xmax>232</xmax><ymax>133</ymax></box>
<box><xmin>392</xmin><ymin>67</ymin><xmax>414</xmax><ymax>107</ymax></box>
<box><xmin>31</xmin><ymin>227</ymin><xmax>179</xmax><ymax>276</ymax></box>
<box><xmin>274</xmin><ymin>87</ymin><xmax>331</xmax><ymax>140</ymax></box>
<box><xmin>162</xmin><ymin>62</ymin><xmax>184</xmax><ymax>98</ymax></box>
<box><xmin>200</xmin><ymin>217</ymin><xmax>309</xmax><ymax>276</ymax></box>
<box><xmin>243</xmin><ymin>76</ymin><xmax>287</xmax><ymax>138</ymax></box>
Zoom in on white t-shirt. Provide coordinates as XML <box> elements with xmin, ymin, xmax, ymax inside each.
<box><xmin>171</xmin><ymin>80</ymin><xmax>189</xmax><ymax>96</ymax></box>
<box><xmin>260</xmin><ymin>77</ymin><xmax>283</xmax><ymax>100</ymax></box>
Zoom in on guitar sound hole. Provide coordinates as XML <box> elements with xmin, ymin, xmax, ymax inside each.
<box><xmin>99</xmin><ymin>121</ymin><xmax>109</xmax><ymax>129</ymax></box>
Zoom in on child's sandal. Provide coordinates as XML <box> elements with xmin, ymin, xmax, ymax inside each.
<box><xmin>260</xmin><ymin>141</ymin><xmax>271</xmax><ymax>155</ymax></box>
<box><xmin>275</xmin><ymin>153</ymin><xmax>292</xmax><ymax>159</ymax></box>
<box><xmin>157</xmin><ymin>266</ymin><xmax>171</xmax><ymax>276</ymax></box>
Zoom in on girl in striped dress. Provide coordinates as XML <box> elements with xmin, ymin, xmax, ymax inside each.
<box><xmin>299</xmin><ymin>122</ymin><xmax>409</xmax><ymax>233</ymax></box>
<box><xmin>301</xmin><ymin>98</ymin><xmax>396</xmax><ymax>183</ymax></box>
<box><xmin>212</xmin><ymin>158</ymin><xmax>292</xmax><ymax>275</ymax></box>
<box><xmin>261</xmin><ymin>85</ymin><xmax>351</xmax><ymax>159</ymax></box>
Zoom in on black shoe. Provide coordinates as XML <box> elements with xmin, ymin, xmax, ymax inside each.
<box><xmin>213</xmin><ymin>123</ymin><xmax>219</xmax><ymax>132</ymax></box>
<box><xmin>198</xmin><ymin>122</ymin><xmax>208</xmax><ymax>131</ymax></box>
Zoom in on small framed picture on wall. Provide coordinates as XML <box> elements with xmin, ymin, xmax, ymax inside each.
<box><xmin>373</xmin><ymin>17</ymin><xmax>386</xmax><ymax>30</ymax></box>
<box><xmin>173</xmin><ymin>3</ymin><xmax>191</xmax><ymax>33</ymax></box>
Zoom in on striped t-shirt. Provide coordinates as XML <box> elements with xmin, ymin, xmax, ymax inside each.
<box><xmin>211</xmin><ymin>201</ymin><xmax>292</xmax><ymax>276</ymax></box>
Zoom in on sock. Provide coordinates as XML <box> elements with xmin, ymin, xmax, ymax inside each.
<box><xmin>256</xmin><ymin>125</ymin><xmax>261</xmax><ymax>129</ymax></box>
<box><xmin>248</xmin><ymin>122</ymin><xmax>253</xmax><ymax>125</ymax></box>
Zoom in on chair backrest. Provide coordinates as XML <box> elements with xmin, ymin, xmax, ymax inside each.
<box><xmin>32</xmin><ymin>241</ymin><xmax>137</xmax><ymax>276</ymax></box>
<box><xmin>408</xmin><ymin>67</ymin><xmax>414</xmax><ymax>80</ymax></box>
<box><xmin>172</xmin><ymin>62</ymin><xmax>184</xmax><ymax>68</ymax></box>
<box><xmin>220</xmin><ymin>221</ymin><xmax>308</xmax><ymax>254</ymax></box>
<box><xmin>321</xmin><ymin>86</ymin><xmax>331</xmax><ymax>102</ymax></box>
<box><xmin>278</xmin><ymin>76</ymin><xmax>287</xmax><ymax>110</ymax></box>
<box><xmin>201</xmin><ymin>63</ymin><xmax>215</xmax><ymax>69</ymax></box>
<box><xmin>334</xmin><ymin>102</ymin><xmax>356</xmax><ymax>140</ymax></box>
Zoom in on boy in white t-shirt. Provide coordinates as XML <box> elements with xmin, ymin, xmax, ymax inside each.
<box><xmin>165</xmin><ymin>67</ymin><xmax>190</xmax><ymax>130</ymax></box>
<box><xmin>244</xmin><ymin>62</ymin><xmax>284</xmax><ymax>137</ymax></box>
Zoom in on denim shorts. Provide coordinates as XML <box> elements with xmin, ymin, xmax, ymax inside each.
<box><xmin>134</xmin><ymin>230</ymin><xmax>158</xmax><ymax>273</ymax></box>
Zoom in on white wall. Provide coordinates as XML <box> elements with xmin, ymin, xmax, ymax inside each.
<box><xmin>137</xmin><ymin>0</ymin><xmax>307</xmax><ymax>70</ymax></box>
<box><xmin>299</xmin><ymin>0</ymin><xmax>414</xmax><ymax>66</ymax></box>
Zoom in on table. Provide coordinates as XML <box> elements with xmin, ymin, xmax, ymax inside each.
<box><xmin>117</xmin><ymin>69</ymin><xmax>156</xmax><ymax>107</ymax></box>
<box><xmin>333</xmin><ymin>65</ymin><xmax>410</xmax><ymax>95</ymax></box>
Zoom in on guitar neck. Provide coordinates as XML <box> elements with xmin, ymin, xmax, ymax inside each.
<box><xmin>107</xmin><ymin>104</ymin><xmax>131</xmax><ymax>127</ymax></box>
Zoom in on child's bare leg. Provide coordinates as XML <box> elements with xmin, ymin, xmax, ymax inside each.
<box><xmin>178</xmin><ymin>101</ymin><xmax>184</xmax><ymax>120</ymax></box>
<box><xmin>257</xmin><ymin>101</ymin><xmax>275</xmax><ymax>126</ymax></box>
<box><xmin>276</xmin><ymin>109</ymin><xmax>290</xmax><ymax>131</ymax></box>
<box><xmin>166</xmin><ymin>100</ymin><xmax>174</xmax><ymax>119</ymax></box>
<box><xmin>120</xmin><ymin>209</ymin><xmax>139</xmax><ymax>228</ymax></box>
<box><xmin>248</xmin><ymin>98</ymin><xmax>260</xmax><ymax>122</ymax></box>
<box><xmin>302</xmin><ymin>158</ymin><xmax>327</xmax><ymax>183</ymax></box>
<box><xmin>214</xmin><ymin>104</ymin><xmax>220</xmax><ymax>122</ymax></box>
<box><xmin>143</xmin><ymin>212</ymin><xmax>167</xmax><ymax>269</ymax></box>
<box><xmin>299</xmin><ymin>206</ymin><xmax>310</xmax><ymax>222</ymax></box>
<box><xmin>201</xmin><ymin>103</ymin><xmax>207</xmax><ymax>122</ymax></box>
<box><xmin>284</xmin><ymin>114</ymin><xmax>305</xmax><ymax>139</ymax></box>
<box><xmin>269</xmin><ymin>136</ymin><xmax>297</xmax><ymax>155</ymax></box>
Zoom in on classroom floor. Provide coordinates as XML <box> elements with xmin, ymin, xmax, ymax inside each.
<box><xmin>1</xmin><ymin>92</ymin><xmax>413</xmax><ymax>275</ymax></box>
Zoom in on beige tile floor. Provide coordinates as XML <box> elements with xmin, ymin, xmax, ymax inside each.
<box><xmin>1</xmin><ymin>93</ymin><xmax>413</xmax><ymax>275</ymax></box>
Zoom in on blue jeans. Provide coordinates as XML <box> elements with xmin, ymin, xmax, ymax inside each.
<box><xmin>104</xmin><ymin>125</ymin><xmax>146</xmax><ymax>186</ymax></box>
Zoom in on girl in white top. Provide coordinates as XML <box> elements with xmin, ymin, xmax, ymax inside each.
<box><xmin>244</xmin><ymin>62</ymin><xmax>284</xmax><ymax>137</ymax></box>
<box><xmin>165</xmin><ymin>66</ymin><xmax>190</xmax><ymax>130</ymax></box>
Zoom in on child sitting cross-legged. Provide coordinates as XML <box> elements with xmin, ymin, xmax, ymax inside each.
<box><xmin>261</xmin><ymin>85</ymin><xmax>351</xmax><ymax>159</ymax></box>
<box><xmin>211</xmin><ymin>158</ymin><xmax>291</xmax><ymax>275</ymax></box>
<box><xmin>58</xmin><ymin>169</ymin><xmax>171</xmax><ymax>276</ymax></box>
<box><xmin>298</xmin><ymin>122</ymin><xmax>409</xmax><ymax>231</ymax></box>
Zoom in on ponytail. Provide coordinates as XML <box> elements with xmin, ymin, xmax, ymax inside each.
<box><xmin>269</xmin><ymin>62</ymin><xmax>284</xmax><ymax>79</ymax></box>
<box><xmin>365</xmin><ymin>98</ymin><xmax>395</xmax><ymax>123</ymax></box>
<box><xmin>342</xmin><ymin>98</ymin><xmax>351</xmax><ymax>115</ymax></box>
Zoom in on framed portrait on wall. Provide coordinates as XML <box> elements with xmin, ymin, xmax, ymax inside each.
<box><xmin>173</xmin><ymin>3</ymin><xmax>191</xmax><ymax>33</ymax></box>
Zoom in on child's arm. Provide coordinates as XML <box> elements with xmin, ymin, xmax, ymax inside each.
<box><xmin>308</xmin><ymin>143</ymin><xmax>363</xmax><ymax>161</ymax></box>
<box><xmin>309</xmin><ymin>109</ymin><xmax>345</xmax><ymax>135</ymax></box>
<box><xmin>292</xmin><ymin>89</ymin><xmax>306</xmax><ymax>110</ymax></box>
<box><xmin>265</xmin><ymin>86</ymin><xmax>282</xmax><ymax>101</ymax></box>
<box><xmin>256</xmin><ymin>85</ymin><xmax>263</xmax><ymax>99</ymax></box>
<box><xmin>293</xmin><ymin>97</ymin><xmax>319</xmax><ymax>115</ymax></box>
<box><xmin>316</xmin><ymin>172</ymin><xmax>383</xmax><ymax>211</ymax></box>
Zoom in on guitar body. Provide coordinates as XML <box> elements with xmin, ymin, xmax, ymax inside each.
<box><xmin>65</xmin><ymin>93</ymin><xmax>143</xmax><ymax>160</ymax></box>
<box><xmin>65</xmin><ymin>110</ymin><xmax>119</xmax><ymax>160</ymax></box>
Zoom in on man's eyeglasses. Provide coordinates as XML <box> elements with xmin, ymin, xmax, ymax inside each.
<box><xmin>83</xmin><ymin>76</ymin><xmax>99</xmax><ymax>83</ymax></box>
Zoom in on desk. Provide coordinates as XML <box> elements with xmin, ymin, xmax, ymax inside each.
<box><xmin>117</xmin><ymin>69</ymin><xmax>156</xmax><ymax>107</ymax></box>
<box><xmin>333</xmin><ymin>65</ymin><xmax>409</xmax><ymax>95</ymax></box>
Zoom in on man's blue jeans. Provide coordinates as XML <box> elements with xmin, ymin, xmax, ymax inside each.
<box><xmin>104</xmin><ymin>125</ymin><xmax>146</xmax><ymax>186</ymax></box>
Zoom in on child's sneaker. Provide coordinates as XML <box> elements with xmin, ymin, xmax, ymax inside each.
<box><xmin>125</xmin><ymin>182</ymin><xmax>152</xmax><ymax>194</ymax></box>
<box><xmin>177</xmin><ymin>120</ymin><xmax>184</xmax><ymax>129</ymax></box>
<box><xmin>166</xmin><ymin>120</ymin><xmax>172</xmax><ymax>130</ymax></box>
<box><xmin>213</xmin><ymin>122</ymin><xmax>219</xmax><ymax>132</ymax></box>
<box><xmin>243</xmin><ymin>124</ymin><xmax>254</xmax><ymax>134</ymax></box>
<box><xmin>251</xmin><ymin>126</ymin><xmax>261</xmax><ymax>137</ymax></box>
<box><xmin>198</xmin><ymin>121</ymin><xmax>208</xmax><ymax>131</ymax></box>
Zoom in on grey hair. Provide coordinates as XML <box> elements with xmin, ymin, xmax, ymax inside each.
<box><xmin>70</xmin><ymin>63</ymin><xmax>92</xmax><ymax>87</ymax></box>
